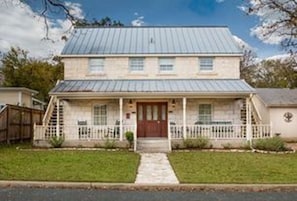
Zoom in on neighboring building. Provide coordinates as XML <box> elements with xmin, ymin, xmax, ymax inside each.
<box><xmin>252</xmin><ymin>88</ymin><xmax>297</xmax><ymax>140</ymax></box>
<box><xmin>0</xmin><ymin>87</ymin><xmax>45</xmax><ymax>110</ymax></box>
<box><xmin>34</xmin><ymin>26</ymin><xmax>271</xmax><ymax>151</ymax></box>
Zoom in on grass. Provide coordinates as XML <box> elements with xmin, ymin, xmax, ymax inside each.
<box><xmin>168</xmin><ymin>152</ymin><xmax>297</xmax><ymax>184</ymax></box>
<box><xmin>0</xmin><ymin>144</ymin><xmax>140</xmax><ymax>183</ymax></box>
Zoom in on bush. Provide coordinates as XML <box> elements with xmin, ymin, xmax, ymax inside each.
<box><xmin>49</xmin><ymin>136</ymin><xmax>64</xmax><ymax>148</ymax></box>
<box><xmin>221</xmin><ymin>143</ymin><xmax>232</xmax><ymax>149</ymax></box>
<box><xmin>183</xmin><ymin>137</ymin><xmax>210</xmax><ymax>149</ymax></box>
<box><xmin>104</xmin><ymin>139</ymin><xmax>117</xmax><ymax>149</ymax></box>
<box><xmin>253</xmin><ymin>137</ymin><xmax>290</xmax><ymax>152</ymax></box>
<box><xmin>125</xmin><ymin>131</ymin><xmax>134</xmax><ymax>148</ymax></box>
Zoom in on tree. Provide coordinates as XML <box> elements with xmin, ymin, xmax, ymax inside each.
<box><xmin>1</xmin><ymin>47</ymin><xmax>64</xmax><ymax>102</ymax></box>
<box><xmin>252</xmin><ymin>58</ymin><xmax>297</xmax><ymax>88</ymax></box>
<box><xmin>244</xmin><ymin>0</ymin><xmax>297</xmax><ymax>54</ymax></box>
<box><xmin>75</xmin><ymin>17</ymin><xmax>124</xmax><ymax>27</ymax></box>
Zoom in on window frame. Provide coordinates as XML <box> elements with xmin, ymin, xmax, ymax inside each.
<box><xmin>199</xmin><ymin>57</ymin><xmax>214</xmax><ymax>72</ymax></box>
<box><xmin>129</xmin><ymin>57</ymin><xmax>145</xmax><ymax>72</ymax></box>
<box><xmin>88</xmin><ymin>58</ymin><xmax>105</xmax><ymax>73</ymax></box>
<box><xmin>93</xmin><ymin>104</ymin><xmax>107</xmax><ymax>125</ymax></box>
<box><xmin>198</xmin><ymin>104</ymin><xmax>212</xmax><ymax>124</ymax></box>
<box><xmin>159</xmin><ymin>57</ymin><xmax>175</xmax><ymax>72</ymax></box>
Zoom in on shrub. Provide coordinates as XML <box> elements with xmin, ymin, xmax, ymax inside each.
<box><xmin>125</xmin><ymin>131</ymin><xmax>134</xmax><ymax>148</ymax></box>
<box><xmin>221</xmin><ymin>143</ymin><xmax>232</xmax><ymax>149</ymax></box>
<box><xmin>104</xmin><ymin>139</ymin><xmax>117</xmax><ymax>149</ymax></box>
<box><xmin>253</xmin><ymin>137</ymin><xmax>290</xmax><ymax>152</ymax></box>
<box><xmin>183</xmin><ymin>137</ymin><xmax>210</xmax><ymax>149</ymax></box>
<box><xmin>49</xmin><ymin>136</ymin><xmax>64</xmax><ymax>148</ymax></box>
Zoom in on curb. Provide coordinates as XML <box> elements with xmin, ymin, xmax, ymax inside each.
<box><xmin>1</xmin><ymin>181</ymin><xmax>297</xmax><ymax>192</ymax></box>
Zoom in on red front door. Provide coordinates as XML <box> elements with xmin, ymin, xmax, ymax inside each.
<box><xmin>137</xmin><ymin>102</ymin><xmax>168</xmax><ymax>138</ymax></box>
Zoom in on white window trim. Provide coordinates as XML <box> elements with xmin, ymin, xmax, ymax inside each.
<box><xmin>88</xmin><ymin>58</ymin><xmax>105</xmax><ymax>74</ymax></box>
<box><xmin>198</xmin><ymin>103</ymin><xmax>213</xmax><ymax>124</ymax></box>
<box><xmin>199</xmin><ymin>57</ymin><xmax>214</xmax><ymax>72</ymax></box>
<box><xmin>92</xmin><ymin>104</ymin><xmax>107</xmax><ymax>125</ymax></box>
<box><xmin>129</xmin><ymin>57</ymin><xmax>145</xmax><ymax>72</ymax></box>
<box><xmin>159</xmin><ymin>57</ymin><xmax>175</xmax><ymax>73</ymax></box>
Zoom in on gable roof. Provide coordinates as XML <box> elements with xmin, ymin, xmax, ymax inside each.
<box><xmin>256</xmin><ymin>88</ymin><xmax>297</xmax><ymax>107</ymax></box>
<box><xmin>61</xmin><ymin>26</ymin><xmax>242</xmax><ymax>56</ymax></box>
<box><xmin>50</xmin><ymin>79</ymin><xmax>254</xmax><ymax>97</ymax></box>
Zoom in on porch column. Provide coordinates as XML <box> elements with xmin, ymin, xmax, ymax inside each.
<box><xmin>119</xmin><ymin>98</ymin><xmax>123</xmax><ymax>141</ymax></box>
<box><xmin>246</xmin><ymin>97</ymin><xmax>252</xmax><ymax>142</ymax></box>
<box><xmin>56</xmin><ymin>98</ymin><xmax>60</xmax><ymax>137</ymax></box>
<box><xmin>183</xmin><ymin>97</ymin><xmax>187</xmax><ymax>139</ymax></box>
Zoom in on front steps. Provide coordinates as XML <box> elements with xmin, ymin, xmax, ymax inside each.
<box><xmin>137</xmin><ymin>138</ymin><xmax>170</xmax><ymax>153</ymax></box>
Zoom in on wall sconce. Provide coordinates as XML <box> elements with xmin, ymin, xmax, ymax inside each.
<box><xmin>172</xmin><ymin>99</ymin><xmax>176</xmax><ymax>108</ymax></box>
<box><xmin>128</xmin><ymin>99</ymin><xmax>133</xmax><ymax>108</ymax></box>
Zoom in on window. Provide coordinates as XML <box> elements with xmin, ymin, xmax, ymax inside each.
<box><xmin>159</xmin><ymin>58</ymin><xmax>174</xmax><ymax>72</ymax></box>
<box><xmin>199</xmin><ymin>57</ymin><xmax>213</xmax><ymax>71</ymax></box>
<box><xmin>129</xmin><ymin>57</ymin><xmax>144</xmax><ymax>71</ymax></box>
<box><xmin>89</xmin><ymin>58</ymin><xmax>104</xmax><ymax>73</ymax></box>
<box><xmin>198</xmin><ymin>104</ymin><xmax>212</xmax><ymax>124</ymax></box>
<box><xmin>93</xmin><ymin>105</ymin><xmax>107</xmax><ymax>125</ymax></box>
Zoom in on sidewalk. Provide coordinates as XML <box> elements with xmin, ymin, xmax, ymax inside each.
<box><xmin>135</xmin><ymin>153</ymin><xmax>179</xmax><ymax>184</ymax></box>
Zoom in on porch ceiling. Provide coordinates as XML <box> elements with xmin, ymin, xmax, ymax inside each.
<box><xmin>50</xmin><ymin>79</ymin><xmax>255</xmax><ymax>98</ymax></box>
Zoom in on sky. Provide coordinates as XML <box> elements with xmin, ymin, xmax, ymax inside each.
<box><xmin>0</xmin><ymin>0</ymin><xmax>287</xmax><ymax>60</ymax></box>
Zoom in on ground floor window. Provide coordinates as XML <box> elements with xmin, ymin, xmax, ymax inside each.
<box><xmin>198</xmin><ymin>104</ymin><xmax>212</xmax><ymax>124</ymax></box>
<box><xmin>93</xmin><ymin>105</ymin><xmax>107</xmax><ymax>125</ymax></box>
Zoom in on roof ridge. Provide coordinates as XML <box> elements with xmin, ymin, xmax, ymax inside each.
<box><xmin>74</xmin><ymin>25</ymin><xmax>229</xmax><ymax>29</ymax></box>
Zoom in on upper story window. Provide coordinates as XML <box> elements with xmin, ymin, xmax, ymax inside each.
<box><xmin>159</xmin><ymin>57</ymin><xmax>174</xmax><ymax>72</ymax></box>
<box><xmin>129</xmin><ymin>57</ymin><xmax>144</xmax><ymax>72</ymax></box>
<box><xmin>89</xmin><ymin>58</ymin><xmax>104</xmax><ymax>73</ymax></box>
<box><xmin>199</xmin><ymin>57</ymin><xmax>214</xmax><ymax>71</ymax></box>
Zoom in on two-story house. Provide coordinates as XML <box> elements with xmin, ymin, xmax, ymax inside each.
<box><xmin>34</xmin><ymin>26</ymin><xmax>272</xmax><ymax>151</ymax></box>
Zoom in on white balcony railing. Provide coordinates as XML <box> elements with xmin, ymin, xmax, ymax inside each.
<box><xmin>170</xmin><ymin>124</ymin><xmax>272</xmax><ymax>140</ymax></box>
<box><xmin>34</xmin><ymin>124</ymin><xmax>136</xmax><ymax>141</ymax></box>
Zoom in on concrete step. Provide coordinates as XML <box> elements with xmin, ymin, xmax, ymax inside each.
<box><xmin>137</xmin><ymin>139</ymin><xmax>170</xmax><ymax>153</ymax></box>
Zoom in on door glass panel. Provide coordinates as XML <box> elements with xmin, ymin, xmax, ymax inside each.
<box><xmin>138</xmin><ymin>105</ymin><xmax>143</xmax><ymax>120</ymax></box>
<box><xmin>153</xmin><ymin>105</ymin><xmax>158</xmax><ymax>120</ymax></box>
<box><xmin>146</xmin><ymin>105</ymin><xmax>152</xmax><ymax>120</ymax></box>
<box><xmin>161</xmin><ymin>105</ymin><xmax>166</xmax><ymax>120</ymax></box>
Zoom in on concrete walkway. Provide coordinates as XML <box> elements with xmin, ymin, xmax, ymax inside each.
<box><xmin>135</xmin><ymin>153</ymin><xmax>179</xmax><ymax>184</ymax></box>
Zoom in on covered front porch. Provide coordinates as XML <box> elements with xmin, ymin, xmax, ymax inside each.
<box><xmin>33</xmin><ymin>79</ymin><xmax>273</xmax><ymax>151</ymax></box>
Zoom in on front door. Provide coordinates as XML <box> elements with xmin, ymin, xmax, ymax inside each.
<box><xmin>137</xmin><ymin>102</ymin><xmax>167</xmax><ymax>138</ymax></box>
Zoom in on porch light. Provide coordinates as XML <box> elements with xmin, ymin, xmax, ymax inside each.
<box><xmin>172</xmin><ymin>99</ymin><xmax>176</xmax><ymax>107</ymax></box>
<box><xmin>128</xmin><ymin>99</ymin><xmax>133</xmax><ymax>108</ymax></box>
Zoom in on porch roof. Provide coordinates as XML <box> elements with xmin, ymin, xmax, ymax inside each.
<box><xmin>50</xmin><ymin>79</ymin><xmax>254</xmax><ymax>97</ymax></box>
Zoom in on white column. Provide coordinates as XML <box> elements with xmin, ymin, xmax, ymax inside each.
<box><xmin>18</xmin><ymin>91</ymin><xmax>22</xmax><ymax>106</ymax></box>
<box><xmin>246</xmin><ymin>97</ymin><xmax>252</xmax><ymax>142</ymax></box>
<box><xmin>56</xmin><ymin>98</ymin><xmax>60</xmax><ymax>137</ymax></box>
<box><xmin>183</xmin><ymin>97</ymin><xmax>187</xmax><ymax>139</ymax></box>
<box><xmin>119</xmin><ymin>98</ymin><xmax>123</xmax><ymax>141</ymax></box>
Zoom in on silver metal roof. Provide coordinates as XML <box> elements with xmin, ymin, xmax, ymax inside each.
<box><xmin>256</xmin><ymin>88</ymin><xmax>297</xmax><ymax>107</ymax></box>
<box><xmin>50</xmin><ymin>79</ymin><xmax>254</xmax><ymax>96</ymax></box>
<box><xmin>61</xmin><ymin>27</ymin><xmax>242</xmax><ymax>55</ymax></box>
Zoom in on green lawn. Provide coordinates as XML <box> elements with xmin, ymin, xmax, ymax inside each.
<box><xmin>168</xmin><ymin>152</ymin><xmax>297</xmax><ymax>184</ymax></box>
<box><xmin>0</xmin><ymin>145</ymin><xmax>140</xmax><ymax>183</ymax></box>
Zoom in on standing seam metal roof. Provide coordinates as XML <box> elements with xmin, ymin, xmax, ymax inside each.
<box><xmin>50</xmin><ymin>79</ymin><xmax>254</xmax><ymax>95</ymax></box>
<box><xmin>256</xmin><ymin>88</ymin><xmax>297</xmax><ymax>107</ymax></box>
<box><xmin>61</xmin><ymin>27</ymin><xmax>242</xmax><ymax>55</ymax></box>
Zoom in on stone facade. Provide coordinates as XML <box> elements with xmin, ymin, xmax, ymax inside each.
<box><xmin>62</xmin><ymin>98</ymin><xmax>241</xmax><ymax>128</ymax></box>
<box><xmin>63</xmin><ymin>56</ymin><xmax>240</xmax><ymax>80</ymax></box>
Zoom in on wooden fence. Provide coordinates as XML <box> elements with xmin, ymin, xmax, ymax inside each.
<box><xmin>0</xmin><ymin>104</ymin><xmax>44</xmax><ymax>144</ymax></box>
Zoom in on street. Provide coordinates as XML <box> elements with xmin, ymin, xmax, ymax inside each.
<box><xmin>1</xmin><ymin>187</ymin><xmax>297</xmax><ymax>201</ymax></box>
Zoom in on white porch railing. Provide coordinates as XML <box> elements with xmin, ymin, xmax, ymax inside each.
<box><xmin>34</xmin><ymin>124</ymin><xmax>136</xmax><ymax>141</ymax></box>
<box><xmin>170</xmin><ymin>124</ymin><xmax>272</xmax><ymax>140</ymax></box>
